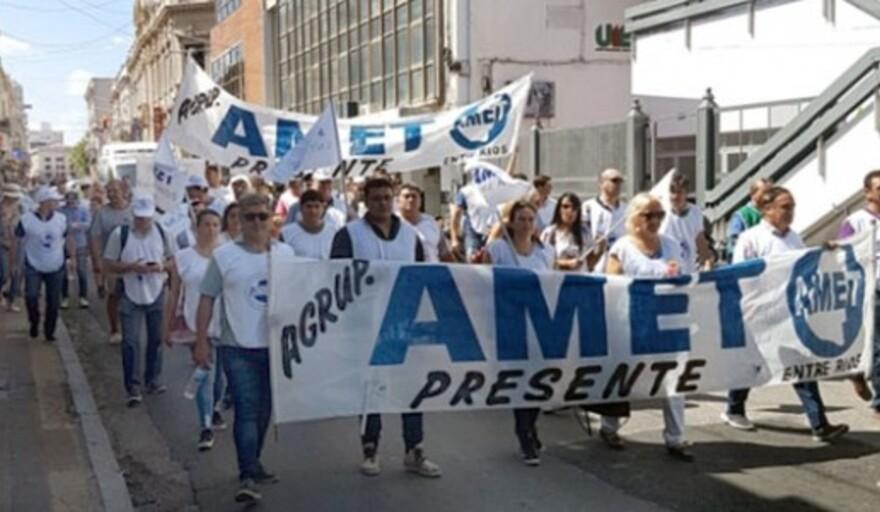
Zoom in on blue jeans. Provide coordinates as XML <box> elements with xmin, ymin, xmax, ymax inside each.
<box><xmin>727</xmin><ymin>383</ymin><xmax>828</xmax><ymax>430</ymax></box>
<box><xmin>3</xmin><ymin>245</ymin><xmax>23</xmax><ymax>302</ymax></box>
<box><xmin>24</xmin><ymin>263</ymin><xmax>64</xmax><ymax>338</ymax></box>
<box><xmin>62</xmin><ymin>249</ymin><xmax>89</xmax><ymax>299</ymax></box>
<box><xmin>195</xmin><ymin>345</ymin><xmax>219</xmax><ymax>430</ymax></box>
<box><xmin>361</xmin><ymin>413</ymin><xmax>424</xmax><ymax>452</ymax></box>
<box><xmin>220</xmin><ymin>346</ymin><xmax>272</xmax><ymax>481</ymax></box>
<box><xmin>0</xmin><ymin>246</ymin><xmax>9</xmax><ymax>294</ymax></box>
<box><xmin>871</xmin><ymin>300</ymin><xmax>880</xmax><ymax>412</ymax></box>
<box><xmin>119</xmin><ymin>292</ymin><xmax>165</xmax><ymax>396</ymax></box>
<box><xmin>464</xmin><ymin>226</ymin><xmax>487</xmax><ymax>261</ymax></box>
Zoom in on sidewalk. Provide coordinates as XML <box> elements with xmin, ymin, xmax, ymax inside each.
<box><xmin>0</xmin><ymin>306</ymin><xmax>101</xmax><ymax>511</ymax></box>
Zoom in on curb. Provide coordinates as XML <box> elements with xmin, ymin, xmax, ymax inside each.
<box><xmin>55</xmin><ymin>318</ymin><xmax>135</xmax><ymax>512</ymax></box>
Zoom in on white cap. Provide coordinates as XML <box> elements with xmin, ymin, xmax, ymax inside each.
<box><xmin>186</xmin><ymin>174</ymin><xmax>209</xmax><ymax>189</ymax></box>
<box><xmin>312</xmin><ymin>168</ymin><xmax>334</xmax><ymax>181</ymax></box>
<box><xmin>132</xmin><ymin>193</ymin><xmax>156</xmax><ymax>218</ymax></box>
<box><xmin>34</xmin><ymin>186</ymin><xmax>63</xmax><ymax>204</ymax></box>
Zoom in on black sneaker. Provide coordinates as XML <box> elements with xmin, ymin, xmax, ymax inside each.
<box><xmin>521</xmin><ymin>442</ymin><xmax>540</xmax><ymax>466</ymax></box>
<box><xmin>144</xmin><ymin>382</ymin><xmax>167</xmax><ymax>395</ymax></box>
<box><xmin>45</xmin><ymin>335</ymin><xmax>56</xmax><ymax>343</ymax></box>
<box><xmin>126</xmin><ymin>394</ymin><xmax>143</xmax><ymax>408</ymax></box>
<box><xmin>211</xmin><ymin>411</ymin><xmax>227</xmax><ymax>430</ymax></box>
<box><xmin>29</xmin><ymin>323</ymin><xmax>38</xmax><ymax>339</ymax></box>
<box><xmin>599</xmin><ymin>429</ymin><xmax>625</xmax><ymax>450</ymax></box>
<box><xmin>666</xmin><ymin>443</ymin><xmax>695</xmax><ymax>462</ymax></box>
<box><xmin>812</xmin><ymin>423</ymin><xmax>849</xmax><ymax>442</ymax></box>
<box><xmin>198</xmin><ymin>429</ymin><xmax>214</xmax><ymax>451</ymax></box>
<box><xmin>235</xmin><ymin>478</ymin><xmax>262</xmax><ymax>503</ymax></box>
<box><xmin>253</xmin><ymin>466</ymin><xmax>279</xmax><ymax>485</ymax></box>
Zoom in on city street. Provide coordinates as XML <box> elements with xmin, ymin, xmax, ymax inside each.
<box><xmin>53</xmin><ymin>282</ymin><xmax>880</xmax><ymax>512</ymax></box>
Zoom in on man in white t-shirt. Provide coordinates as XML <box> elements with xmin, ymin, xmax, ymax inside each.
<box><xmin>724</xmin><ymin>186</ymin><xmax>849</xmax><ymax>442</ymax></box>
<box><xmin>658</xmin><ymin>171</ymin><xmax>714</xmax><ymax>274</ymax></box>
<box><xmin>12</xmin><ymin>186</ymin><xmax>73</xmax><ymax>341</ymax></box>
<box><xmin>206</xmin><ymin>163</ymin><xmax>233</xmax><ymax>205</ymax></box>
<box><xmin>582</xmin><ymin>168</ymin><xmax>627</xmax><ymax>267</ymax></box>
<box><xmin>195</xmin><ymin>193</ymin><xmax>295</xmax><ymax>503</ymax></box>
<box><xmin>274</xmin><ymin>176</ymin><xmax>302</xmax><ymax>222</ymax></box>
<box><xmin>103</xmin><ymin>194</ymin><xmax>174</xmax><ymax>406</ymax></box>
<box><xmin>279</xmin><ymin>189</ymin><xmax>337</xmax><ymax>259</ymax></box>
<box><xmin>533</xmin><ymin>175</ymin><xmax>556</xmax><ymax>231</ymax></box>
<box><xmin>284</xmin><ymin>170</ymin><xmax>347</xmax><ymax>227</ymax></box>
<box><xmin>397</xmin><ymin>183</ymin><xmax>451</xmax><ymax>262</ymax></box>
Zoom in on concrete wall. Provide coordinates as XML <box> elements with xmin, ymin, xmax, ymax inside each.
<box><xmin>210</xmin><ymin>0</ymin><xmax>267</xmax><ymax>104</ymax></box>
<box><xmin>631</xmin><ymin>0</ymin><xmax>880</xmax><ymax>107</ymax></box>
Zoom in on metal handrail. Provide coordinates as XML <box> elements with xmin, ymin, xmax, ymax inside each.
<box><xmin>705</xmin><ymin>46</ymin><xmax>880</xmax><ymax>222</ymax></box>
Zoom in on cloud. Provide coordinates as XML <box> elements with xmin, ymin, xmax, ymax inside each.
<box><xmin>0</xmin><ymin>33</ymin><xmax>32</xmax><ymax>57</ymax></box>
<box><xmin>111</xmin><ymin>35</ymin><xmax>132</xmax><ymax>48</ymax></box>
<box><xmin>65</xmin><ymin>69</ymin><xmax>94</xmax><ymax>97</ymax></box>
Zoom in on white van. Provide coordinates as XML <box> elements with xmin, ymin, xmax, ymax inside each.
<box><xmin>97</xmin><ymin>142</ymin><xmax>158</xmax><ymax>185</ymax></box>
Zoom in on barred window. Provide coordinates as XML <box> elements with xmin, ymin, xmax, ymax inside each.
<box><xmin>276</xmin><ymin>0</ymin><xmax>440</xmax><ymax>114</ymax></box>
<box><xmin>211</xmin><ymin>44</ymin><xmax>245</xmax><ymax>99</ymax></box>
<box><xmin>216</xmin><ymin>0</ymin><xmax>242</xmax><ymax>22</ymax></box>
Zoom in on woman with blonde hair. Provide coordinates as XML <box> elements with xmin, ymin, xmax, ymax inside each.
<box><xmin>482</xmin><ymin>200</ymin><xmax>555</xmax><ymax>466</ymax></box>
<box><xmin>598</xmin><ymin>192</ymin><xmax>693</xmax><ymax>462</ymax></box>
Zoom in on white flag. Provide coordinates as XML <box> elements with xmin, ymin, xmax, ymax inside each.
<box><xmin>149</xmin><ymin>134</ymin><xmax>187</xmax><ymax>213</ymax></box>
<box><xmin>650</xmin><ymin>169</ymin><xmax>675</xmax><ymax>212</ymax></box>
<box><xmin>265</xmin><ymin>102</ymin><xmax>342</xmax><ymax>183</ymax></box>
<box><xmin>459</xmin><ymin>160</ymin><xmax>532</xmax><ymax>235</ymax></box>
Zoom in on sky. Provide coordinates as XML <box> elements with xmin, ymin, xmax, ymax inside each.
<box><xmin>0</xmin><ymin>0</ymin><xmax>133</xmax><ymax>146</ymax></box>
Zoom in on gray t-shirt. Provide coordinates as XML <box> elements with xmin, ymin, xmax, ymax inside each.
<box><xmin>90</xmin><ymin>205</ymin><xmax>132</xmax><ymax>250</ymax></box>
<box><xmin>200</xmin><ymin>243</ymin><xmax>251</xmax><ymax>348</ymax></box>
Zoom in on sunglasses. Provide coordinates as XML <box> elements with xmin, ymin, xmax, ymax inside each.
<box><xmin>243</xmin><ymin>212</ymin><xmax>271</xmax><ymax>222</ymax></box>
<box><xmin>640</xmin><ymin>211</ymin><xmax>666</xmax><ymax>221</ymax></box>
<box><xmin>610</xmin><ymin>178</ymin><xmax>624</xmax><ymax>184</ymax></box>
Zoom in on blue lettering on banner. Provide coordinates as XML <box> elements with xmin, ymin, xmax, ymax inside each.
<box><xmin>391</xmin><ymin>121</ymin><xmax>432</xmax><ymax>152</ymax></box>
<box><xmin>449</xmin><ymin>93</ymin><xmax>512</xmax><ymax>150</ymax></box>
<box><xmin>350</xmin><ymin>126</ymin><xmax>386</xmax><ymax>155</ymax></box>
<box><xmin>629</xmin><ymin>276</ymin><xmax>691</xmax><ymax>354</ymax></box>
<box><xmin>211</xmin><ymin>106</ymin><xmax>268</xmax><ymax>157</ymax></box>
<box><xmin>370</xmin><ymin>266</ymin><xmax>485</xmax><ymax>365</ymax></box>
<box><xmin>786</xmin><ymin>247</ymin><xmax>864</xmax><ymax>357</ymax></box>
<box><xmin>275</xmin><ymin>119</ymin><xmax>305</xmax><ymax>158</ymax></box>
<box><xmin>698</xmin><ymin>259</ymin><xmax>766</xmax><ymax>349</ymax></box>
<box><xmin>494</xmin><ymin>269</ymin><xmax>608</xmax><ymax>360</ymax></box>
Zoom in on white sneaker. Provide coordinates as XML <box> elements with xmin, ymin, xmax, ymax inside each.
<box><xmin>360</xmin><ymin>455</ymin><xmax>381</xmax><ymax>476</ymax></box>
<box><xmin>60</xmin><ymin>298</ymin><xmax>70</xmax><ymax>310</ymax></box>
<box><xmin>403</xmin><ymin>446</ymin><xmax>442</xmax><ymax>477</ymax></box>
<box><xmin>721</xmin><ymin>412</ymin><xmax>756</xmax><ymax>431</ymax></box>
<box><xmin>109</xmin><ymin>332</ymin><xmax>122</xmax><ymax>344</ymax></box>
<box><xmin>79</xmin><ymin>297</ymin><xmax>90</xmax><ymax>308</ymax></box>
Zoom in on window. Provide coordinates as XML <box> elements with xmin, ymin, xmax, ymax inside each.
<box><xmin>216</xmin><ymin>0</ymin><xmax>241</xmax><ymax>23</ymax></box>
<box><xmin>276</xmin><ymin>0</ymin><xmax>440</xmax><ymax>113</ymax></box>
<box><xmin>211</xmin><ymin>44</ymin><xmax>245</xmax><ymax>99</ymax></box>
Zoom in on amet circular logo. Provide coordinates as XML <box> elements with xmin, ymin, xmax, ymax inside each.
<box><xmin>449</xmin><ymin>93</ymin><xmax>512</xmax><ymax>150</ymax></box>
<box><xmin>247</xmin><ymin>278</ymin><xmax>269</xmax><ymax>311</ymax></box>
<box><xmin>785</xmin><ymin>247</ymin><xmax>865</xmax><ymax>358</ymax></box>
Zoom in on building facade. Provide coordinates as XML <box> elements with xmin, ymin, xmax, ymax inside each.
<box><xmin>28</xmin><ymin>123</ymin><xmax>65</xmax><ymax>152</ymax></box>
<box><xmin>85</xmin><ymin>78</ymin><xmax>114</xmax><ymax>167</ymax></box>
<box><xmin>30</xmin><ymin>145</ymin><xmax>72</xmax><ymax>183</ymax></box>
<box><xmin>117</xmin><ymin>0</ymin><xmax>215</xmax><ymax>142</ymax></box>
<box><xmin>0</xmin><ymin>61</ymin><xmax>28</xmax><ymax>182</ymax></box>
<box><xmin>210</xmin><ymin>0</ymin><xmax>269</xmax><ymax>103</ymax></box>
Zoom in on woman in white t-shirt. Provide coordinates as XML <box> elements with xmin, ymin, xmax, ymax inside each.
<box><xmin>599</xmin><ymin>193</ymin><xmax>693</xmax><ymax>462</ymax></box>
<box><xmin>163</xmin><ymin>209</ymin><xmax>225</xmax><ymax>451</ymax></box>
<box><xmin>221</xmin><ymin>202</ymin><xmax>241</xmax><ymax>243</ymax></box>
<box><xmin>540</xmin><ymin>192</ymin><xmax>598</xmax><ymax>271</ymax></box>
<box><xmin>482</xmin><ymin>200</ymin><xmax>555</xmax><ymax>466</ymax></box>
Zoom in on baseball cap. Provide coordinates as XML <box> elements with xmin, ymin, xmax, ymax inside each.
<box><xmin>186</xmin><ymin>174</ymin><xmax>209</xmax><ymax>189</ymax></box>
<box><xmin>35</xmin><ymin>186</ymin><xmax>63</xmax><ymax>203</ymax></box>
<box><xmin>312</xmin><ymin>168</ymin><xmax>334</xmax><ymax>181</ymax></box>
<box><xmin>132</xmin><ymin>193</ymin><xmax>156</xmax><ymax>218</ymax></box>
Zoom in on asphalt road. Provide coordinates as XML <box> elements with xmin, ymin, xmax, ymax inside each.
<box><xmin>61</xmin><ymin>279</ymin><xmax>880</xmax><ymax>512</ymax></box>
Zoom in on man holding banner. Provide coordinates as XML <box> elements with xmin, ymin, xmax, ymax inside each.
<box><xmin>329</xmin><ymin>176</ymin><xmax>442</xmax><ymax>478</ymax></box>
<box><xmin>724</xmin><ymin>186</ymin><xmax>849</xmax><ymax>441</ymax></box>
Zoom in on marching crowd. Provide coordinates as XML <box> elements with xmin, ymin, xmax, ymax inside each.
<box><xmin>1</xmin><ymin>163</ymin><xmax>879</xmax><ymax>504</ymax></box>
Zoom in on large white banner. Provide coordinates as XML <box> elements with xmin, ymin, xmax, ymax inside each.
<box><xmin>165</xmin><ymin>58</ymin><xmax>531</xmax><ymax>177</ymax></box>
<box><xmin>268</xmin><ymin>232</ymin><xmax>874</xmax><ymax>424</ymax></box>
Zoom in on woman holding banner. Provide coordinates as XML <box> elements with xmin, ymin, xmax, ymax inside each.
<box><xmin>482</xmin><ymin>200</ymin><xmax>555</xmax><ymax>466</ymax></box>
<box><xmin>598</xmin><ymin>193</ymin><xmax>694</xmax><ymax>462</ymax></box>
<box><xmin>163</xmin><ymin>209</ymin><xmax>226</xmax><ymax>451</ymax></box>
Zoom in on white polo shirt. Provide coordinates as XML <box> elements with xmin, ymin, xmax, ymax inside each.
<box><xmin>732</xmin><ymin>220</ymin><xmax>803</xmax><ymax>263</ymax></box>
